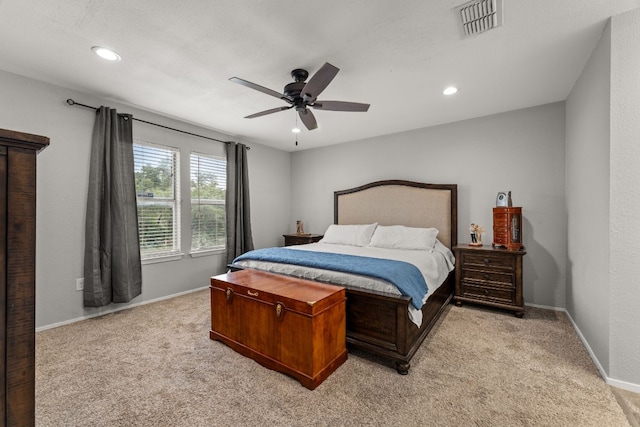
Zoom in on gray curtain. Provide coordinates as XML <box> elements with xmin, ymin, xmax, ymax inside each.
<box><xmin>226</xmin><ymin>142</ymin><xmax>254</xmax><ymax>264</ymax></box>
<box><xmin>84</xmin><ymin>107</ymin><xmax>142</xmax><ymax>307</ymax></box>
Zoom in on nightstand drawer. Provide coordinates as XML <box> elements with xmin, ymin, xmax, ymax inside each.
<box><xmin>461</xmin><ymin>268</ymin><xmax>514</xmax><ymax>287</ymax></box>
<box><xmin>461</xmin><ymin>252</ymin><xmax>515</xmax><ymax>270</ymax></box>
<box><xmin>453</xmin><ymin>245</ymin><xmax>526</xmax><ymax>317</ymax></box>
<box><xmin>460</xmin><ymin>283</ymin><xmax>515</xmax><ymax>305</ymax></box>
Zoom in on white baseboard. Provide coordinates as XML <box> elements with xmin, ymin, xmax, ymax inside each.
<box><xmin>608</xmin><ymin>378</ymin><xmax>640</xmax><ymax>394</ymax></box>
<box><xmin>36</xmin><ymin>286</ymin><xmax>209</xmax><ymax>332</ymax></box>
<box><xmin>530</xmin><ymin>303</ymin><xmax>640</xmax><ymax>394</ymax></box>
<box><xmin>524</xmin><ymin>302</ymin><xmax>565</xmax><ymax>311</ymax></box>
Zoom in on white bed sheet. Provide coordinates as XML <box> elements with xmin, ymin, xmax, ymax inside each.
<box><xmin>232</xmin><ymin>241</ymin><xmax>455</xmax><ymax>327</ymax></box>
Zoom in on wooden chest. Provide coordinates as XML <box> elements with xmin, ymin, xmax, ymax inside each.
<box><xmin>210</xmin><ymin>269</ymin><xmax>347</xmax><ymax>390</ymax></box>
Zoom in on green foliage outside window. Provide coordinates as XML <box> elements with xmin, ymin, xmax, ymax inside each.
<box><xmin>133</xmin><ymin>144</ymin><xmax>226</xmax><ymax>257</ymax></box>
<box><xmin>191</xmin><ymin>153</ymin><xmax>226</xmax><ymax>251</ymax></box>
<box><xmin>137</xmin><ymin>203</ymin><xmax>175</xmax><ymax>252</ymax></box>
<box><xmin>191</xmin><ymin>204</ymin><xmax>225</xmax><ymax>249</ymax></box>
<box><xmin>134</xmin><ymin>143</ymin><xmax>179</xmax><ymax>257</ymax></box>
<box><xmin>136</xmin><ymin>163</ymin><xmax>174</xmax><ymax>197</ymax></box>
<box><xmin>190</xmin><ymin>168</ymin><xmax>225</xmax><ymax>200</ymax></box>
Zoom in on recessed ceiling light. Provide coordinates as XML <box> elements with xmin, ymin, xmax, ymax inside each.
<box><xmin>91</xmin><ymin>46</ymin><xmax>121</xmax><ymax>62</ymax></box>
<box><xmin>291</xmin><ymin>127</ymin><xmax>301</xmax><ymax>133</ymax></box>
<box><xmin>443</xmin><ymin>86</ymin><xmax>458</xmax><ymax>95</ymax></box>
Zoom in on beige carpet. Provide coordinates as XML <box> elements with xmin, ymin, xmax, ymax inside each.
<box><xmin>36</xmin><ymin>289</ymin><xmax>632</xmax><ymax>426</ymax></box>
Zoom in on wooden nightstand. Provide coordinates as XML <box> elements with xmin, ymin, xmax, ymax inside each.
<box><xmin>453</xmin><ymin>245</ymin><xmax>526</xmax><ymax>317</ymax></box>
<box><xmin>283</xmin><ymin>233</ymin><xmax>323</xmax><ymax>246</ymax></box>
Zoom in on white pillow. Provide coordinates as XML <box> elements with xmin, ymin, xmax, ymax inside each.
<box><xmin>320</xmin><ymin>223</ymin><xmax>378</xmax><ymax>247</ymax></box>
<box><xmin>369</xmin><ymin>225</ymin><xmax>439</xmax><ymax>251</ymax></box>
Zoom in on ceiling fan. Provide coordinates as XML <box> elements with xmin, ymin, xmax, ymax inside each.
<box><xmin>229</xmin><ymin>62</ymin><xmax>370</xmax><ymax>131</ymax></box>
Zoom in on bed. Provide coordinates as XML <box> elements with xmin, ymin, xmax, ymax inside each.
<box><xmin>231</xmin><ymin>180</ymin><xmax>457</xmax><ymax>374</ymax></box>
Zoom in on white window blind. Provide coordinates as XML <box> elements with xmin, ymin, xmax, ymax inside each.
<box><xmin>190</xmin><ymin>152</ymin><xmax>226</xmax><ymax>252</ymax></box>
<box><xmin>133</xmin><ymin>142</ymin><xmax>181</xmax><ymax>259</ymax></box>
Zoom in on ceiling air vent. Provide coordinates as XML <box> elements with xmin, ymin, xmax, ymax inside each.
<box><xmin>456</xmin><ymin>0</ymin><xmax>503</xmax><ymax>37</ymax></box>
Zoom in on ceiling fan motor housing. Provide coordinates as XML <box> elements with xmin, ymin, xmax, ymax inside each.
<box><xmin>286</xmin><ymin>68</ymin><xmax>311</xmax><ymax>105</ymax></box>
<box><xmin>284</xmin><ymin>81</ymin><xmax>306</xmax><ymax>104</ymax></box>
<box><xmin>290</xmin><ymin>68</ymin><xmax>309</xmax><ymax>82</ymax></box>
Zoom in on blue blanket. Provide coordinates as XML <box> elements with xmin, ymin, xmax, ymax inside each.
<box><xmin>233</xmin><ymin>248</ymin><xmax>428</xmax><ymax>310</ymax></box>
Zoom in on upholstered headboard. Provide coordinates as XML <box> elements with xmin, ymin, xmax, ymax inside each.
<box><xmin>334</xmin><ymin>180</ymin><xmax>458</xmax><ymax>249</ymax></box>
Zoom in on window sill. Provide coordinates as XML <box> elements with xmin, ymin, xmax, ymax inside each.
<box><xmin>189</xmin><ymin>248</ymin><xmax>226</xmax><ymax>258</ymax></box>
<box><xmin>141</xmin><ymin>253</ymin><xmax>185</xmax><ymax>265</ymax></box>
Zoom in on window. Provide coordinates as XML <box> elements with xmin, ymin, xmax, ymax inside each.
<box><xmin>190</xmin><ymin>152</ymin><xmax>226</xmax><ymax>252</ymax></box>
<box><xmin>133</xmin><ymin>142</ymin><xmax>181</xmax><ymax>259</ymax></box>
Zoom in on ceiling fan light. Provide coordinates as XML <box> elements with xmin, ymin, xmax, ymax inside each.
<box><xmin>91</xmin><ymin>46</ymin><xmax>121</xmax><ymax>62</ymax></box>
<box><xmin>443</xmin><ymin>86</ymin><xmax>458</xmax><ymax>95</ymax></box>
<box><xmin>291</xmin><ymin>127</ymin><xmax>301</xmax><ymax>133</ymax></box>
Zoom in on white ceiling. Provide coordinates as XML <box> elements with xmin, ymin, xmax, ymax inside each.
<box><xmin>1</xmin><ymin>1</ymin><xmax>638</xmax><ymax>151</ymax></box>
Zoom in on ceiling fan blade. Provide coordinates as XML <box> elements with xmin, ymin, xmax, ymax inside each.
<box><xmin>229</xmin><ymin>77</ymin><xmax>285</xmax><ymax>100</ymax></box>
<box><xmin>298</xmin><ymin>109</ymin><xmax>318</xmax><ymax>130</ymax></box>
<box><xmin>312</xmin><ymin>100</ymin><xmax>370</xmax><ymax>112</ymax></box>
<box><xmin>301</xmin><ymin>62</ymin><xmax>339</xmax><ymax>102</ymax></box>
<box><xmin>245</xmin><ymin>106</ymin><xmax>292</xmax><ymax>119</ymax></box>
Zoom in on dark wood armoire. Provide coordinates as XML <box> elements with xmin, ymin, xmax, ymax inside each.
<box><xmin>0</xmin><ymin>128</ymin><xmax>49</xmax><ymax>426</ymax></box>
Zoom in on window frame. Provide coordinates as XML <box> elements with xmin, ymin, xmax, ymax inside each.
<box><xmin>189</xmin><ymin>151</ymin><xmax>226</xmax><ymax>255</ymax></box>
<box><xmin>133</xmin><ymin>140</ymin><xmax>183</xmax><ymax>262</ymax></box>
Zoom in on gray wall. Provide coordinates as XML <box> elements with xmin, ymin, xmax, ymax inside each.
<box><xmin>0</xmin><ymin>69</ymin><xmax>291</xmax><ymax>329</ymax></box>
<box><xmin>291</xmin><ymin>102</ymin><xmax>567</xmax><ymax>308</ymax></box>
<box><xmin>609</xmin><ymin>8</ymin><xmax>640</xmax><ymax>387</ymax></box>
<box><xmin>565</xmin><ymin>20</ymin><xmax>611</xmax><ymax>380</ymax></box>
<box><xmin>566</xmin><ymin>7</ymin><xmax>640</xmax><ymax>389</ymax></box>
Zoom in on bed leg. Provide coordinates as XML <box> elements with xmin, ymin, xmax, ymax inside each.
<box><xmin>395</xmin><ymin>361</ymin><xmax>410</xmax><ymax>375</ymax></box>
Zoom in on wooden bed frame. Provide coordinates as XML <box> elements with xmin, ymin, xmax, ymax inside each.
<box><xmin>231</xmin><ymin>180</ymin><xmax>457</xmax><ymax>374</ymax></box>
<box><xmin>333</xmin><ymin>180</ymin><xmax>457</xmax><ymax>374</ymax></box>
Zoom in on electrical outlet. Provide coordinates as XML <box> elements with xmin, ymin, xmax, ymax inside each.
<box><xmin>75</xmin><ymin>278</ymin><xmax>84</xmax><ymax>291</ymax></box>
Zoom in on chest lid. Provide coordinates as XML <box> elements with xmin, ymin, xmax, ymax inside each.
<box><xmin>211</xmin><ymin>269</ymin><xmax>345</xmax><ymax>316</ymax></box>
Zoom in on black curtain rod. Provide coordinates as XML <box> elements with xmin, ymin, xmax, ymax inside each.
<box><xmin>66</xmin><ymin>98</ymin><xmax>247</xmax><ymax>148</ymax></box>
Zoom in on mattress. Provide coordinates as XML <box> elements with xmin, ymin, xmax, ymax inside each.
<box><xmin>232</xmin><ymin>240</ymin><xmax>455</xmax><ymax>327</ymax></box>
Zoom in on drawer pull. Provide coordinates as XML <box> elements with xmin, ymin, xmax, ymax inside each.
<box><xmin>276</xmin><ymin>302</ymin><xmax>284</xmax><ymax>318</ymax></box>
<box><xmin>483</xmin><ymin>258</ymin><xmax>490</xmax><ymax>264</ymax></box>
<box><xmin>225</xmin><ymin>288</ymin><xmax>233</xmax><ymax>302</ymax></box>
<box><xmin>483</xmin><ymin>273</ymin><xmax>490</xmax><ymax>280</ymax></box>
<box><xmin>484</xmin><ymin>289</ymin><xmax>490</xmax><ymax>295</ymax></box>
<box><xmin>247</xmin><ymin>290</ymin><xmax>258</xmax><ymax>297</ymax></box>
